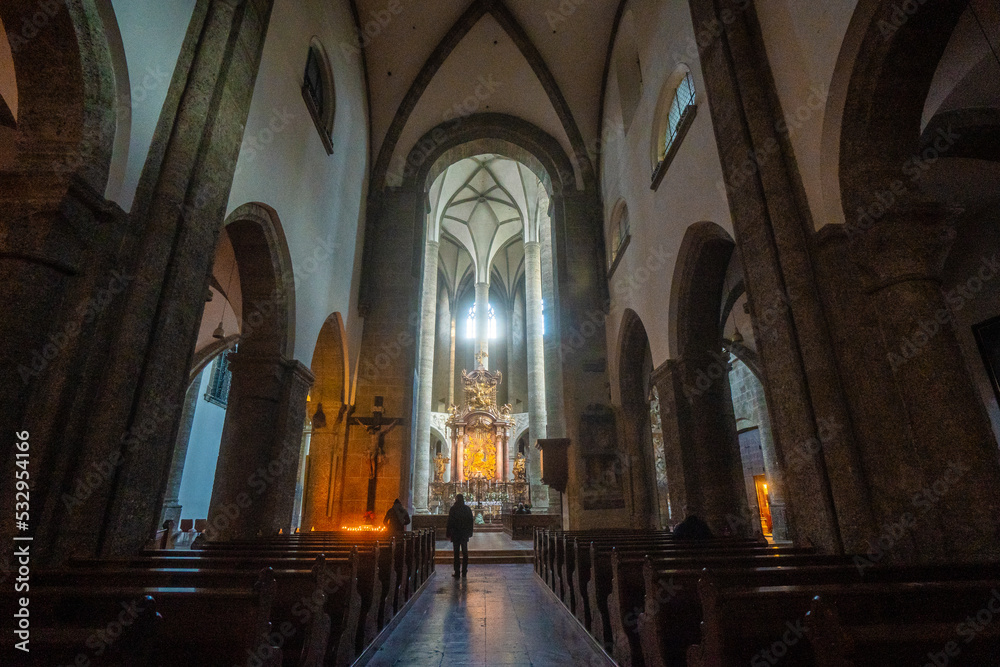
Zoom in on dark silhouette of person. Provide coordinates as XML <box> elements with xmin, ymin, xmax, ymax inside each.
<box><xmin>672</xmin><ymin>514</ymin><xmax>714</xmax><ymax>540</ymax></box>
<box><xmin>383</xmin><ymin>498</ymin><xmax>410</xmax><ymax>536</ymax></box>
<box><xmin>446</xmin><ymin>494</ymin><xmax>474</xmax><ymax>577</ymax></box>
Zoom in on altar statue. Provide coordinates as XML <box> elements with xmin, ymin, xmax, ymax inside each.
<box><xmin>471</xmin><ymin>382</ymin><xmax>491</xmax><ymax>410</ymax></box>
<box><xmin>433</xmin><ymin>451</ymin><xmax>450</xmax><ymax>482</ymax></box>
<box><xmin>513</xmin><ymin>451</ymin><xmax>526</xmax><ymax>482</ymax></box>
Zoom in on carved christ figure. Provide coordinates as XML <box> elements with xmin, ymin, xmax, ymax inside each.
<box><xmin>365</xmin><ymin>439</ymin><xmax>384</xmax><ymax>480</ymax></box>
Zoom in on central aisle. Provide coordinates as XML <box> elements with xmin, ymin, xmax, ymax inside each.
<box><xmin>364</xmin><ymin>564</ymin><xmax>612</xmax><ymax>667</ymax></box>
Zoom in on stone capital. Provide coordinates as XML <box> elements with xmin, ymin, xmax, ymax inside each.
<box><xmin>848</xmin><ymin>200</ymin><xmax>961</xmax><ymax>293</ymax></box>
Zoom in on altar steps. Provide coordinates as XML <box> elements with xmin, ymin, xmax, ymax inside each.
<box><xmin>434</xmin><ymin>549</ymin><xmax>534</xmax><ymax>565</ymax></box>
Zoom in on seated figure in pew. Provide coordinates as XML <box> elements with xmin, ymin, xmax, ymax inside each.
<box><xmin>672</xmin><ymin>515</ymin><xmax>713</xmax><ymax>540</ymax></box>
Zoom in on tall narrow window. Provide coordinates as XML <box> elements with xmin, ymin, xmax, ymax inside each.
<box><xmin>663</xmin><ymin>72</ymin><xmax>695</xmax><ymax>158</ymax></box>
<box><xmin>302</xmin><ymin>41</ymin><xmax>334</xmax><ymax>154</ymax></box>
<box><xmin>649</xmin><ymin>386</ymin><xmax>671</xmax><ymax>528</ymax></box>
<box><xmin>465</xmin><ymin>303</ymin><xmax>497</xmax><ymax>339</ymax></box>
<box><xmin>608</xmin><ymin>202</ymin><xmax>631</xmax><ymax>272</ymax></box>
<box><xmin>651</xmin><ymin>67</ymin><xmax>698</xmax><ymax>190</ymax></box>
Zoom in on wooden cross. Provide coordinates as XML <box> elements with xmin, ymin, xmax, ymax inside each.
<box><xmin>352</xmin><ymin>395</ymin><xmax>404</xmax><ymax>513</ymax></box>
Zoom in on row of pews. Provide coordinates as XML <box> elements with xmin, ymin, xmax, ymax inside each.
<box><xmin>535</xmin><ymin>528</ymin><xmax>1000</xmax><ymax>667</ymax></box>
<box><xmin>1</xmin><ymin>529</ymin><xmax>435</xmax><ymax>666</ymax></box>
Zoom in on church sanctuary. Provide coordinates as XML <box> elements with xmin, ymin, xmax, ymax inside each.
<box><xmin>5</xmin><ymin>0</ymin><xmax>1000</xmax><ymax>664</ymax></box>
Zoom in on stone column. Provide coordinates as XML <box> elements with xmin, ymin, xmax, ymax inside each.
<box><xmin>206</xmin><ymin>352</ymin><xmax>313</xmax><ymax>540</ymax></box>
<box><xmin>29</xmin><ymin>0</ymin><xmax>277</xmax><ymax>561</ymax></box>
<box><xmin>475</xmin><ymin>281</ymin><xmax>490</xmax><ymax>368</ymax></box>
<box><xmin>850</xmin><ymin>204</ymin><xmax>1000</xmax><ymax>561</ymax></box>
<box><xmin>159</xmin><ymin>376</ymin><xmax>202</xmax><ymax>526</ymax></box>
<box><xmin>538</xmin><ymin>206</ymin><xmax>562</xmax><ymax>511</ymax></box>
<box><xmin>524</xmin><ymin>241</ymin><xmax>547</xmax><ymax>444</ymax></box>
<box><xmin>354</xmin><ymin>189</ymin><xmax>421</xmax><ymax>520</ymax></box>
<box><xmin>653</xmin><ymin>355</ymin><xmax>752</xmax><ymax>535</ymax></box>
<box><xmin>448</xmin><ymin>317</ymin><xmax>457</xmax><ymax>407</ymax></box>
<box><xmin>412</xmin><ymin>240</ymin><xmax>439</xmax><ymax>512</ymax></box>
<box><xmin>651</xmin><ymin>362</ymin><xmax>691</xmax><ymax>523</ymax></box>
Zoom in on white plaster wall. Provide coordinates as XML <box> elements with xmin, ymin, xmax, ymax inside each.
<box><xmin>754</xmin><ymin>0</ymin><xmax>858</xmax><ymax>230</ymax></box>
<box><xmin>178</xmin><ymin>367</ymin><xmax>227</xmax><ymax>521</ymax></box>
<box><xmin>225</xmin><ymin>0</ymin><xmax>369</xmax><ymax>370</ymax></box>
<box><xmin>109</xmin><ymin>0</ymin><xmax>197</xmax><ymax>211</ymax></box>
<box><xmin>601</xmin><ymin>0</ymin><xmax>734</xmax><ymax>393</ymax></box>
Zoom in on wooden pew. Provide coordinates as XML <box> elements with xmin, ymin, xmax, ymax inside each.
<box><xmin>580</xmin><ymin>542</ymin><xmax>811</xmax><ymax>648</ymax></box>
<box><xmin>64</xmin><ymin>549</ymin><xmax>370</xmax><ymax>665</ymax></box>
<box><xmin>141</xmin><ymin>536</ymin><xmax>411</xmax><ymax>618</ymax></box>
<box><xmin>804</xmin><ymin>588</ymin><xmax>1000</xmax><ymax>667</ymax></box>
<box><xmin>686</xmin><ymin>570</ymin><xmax>1000</xmax><ymax>667</ymax></box>
<box><xmin>538</xmin><ymin>529</ymin><xmax>674</xmax><ymax>591</ymax></box>
<box><xmin>18</xmin><ymin>531</ymin><xmax>434</xmax><ymax>667</ymax></box>
<box><xmin>0</xmin><ymin>592</ymin><xmax>161</xmax><ymax>666</ymax></box>
<box><xmin>562</xmin><ymin>536</ymin><xmax>773</xmax><ymax>612</ymax></box>
<box><xmin>0</xmin><ymin>568</ymin><xmax>283</xmax><ymax>666</ymax></box>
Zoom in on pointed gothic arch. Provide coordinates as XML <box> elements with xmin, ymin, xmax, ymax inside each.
<box><xmin>617</xmin><ymin>308</ymin><xmax>657</xmax><ymax>528</ymax></box>
<box><xmin>371</xmin><ymin>0</ymin><xmax>595</xmax><ymax>192</ymax></box>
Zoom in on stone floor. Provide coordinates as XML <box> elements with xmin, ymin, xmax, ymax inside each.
<box><xmin>434</xmin><ymin>531</ymin><xmax>533</xmax><ymax>552</ymax></box>
<box><xmin>364</xmin><ymin>565</ymin><xmax>612</xmax><ymax>667</ymax></box>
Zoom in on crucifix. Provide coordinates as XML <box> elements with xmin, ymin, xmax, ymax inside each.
<box><xmin>352</xmin><ymin>395</ymin><xmax>404</xmax><ymax>513</ymax></box>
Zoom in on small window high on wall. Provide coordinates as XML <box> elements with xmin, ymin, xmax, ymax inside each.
<box><xmin>607</xmin><ymin>202</ymin><xmax>631</xmax><ymax>275</ymax></box>
<box><xmin>651</xmin><ymin>68</ymin><xmax>697</xmax><ymax>190</ymax></box>
<box><xmin>302</xmin><ymin>40</ymin><xmax>335</xmax><ymax>154</ymax></box>
<box><xmin>204</xmin><ymin>349</ymin><xmax>235</xmax><ymax>408</ymax></box>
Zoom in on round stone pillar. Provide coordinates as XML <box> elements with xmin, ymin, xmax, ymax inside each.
<box><xmin>850</xmin><ymin>202</ymin><xmax>1000</xmax><ymax>561</ymax></box>
<box><xmin>412</xmin><ymin>240</ymin><xmax>439</xmax><ymax>512</ymax></box>
<box><xmin>475</xmin><ymin>281</ymin><xmax>490</xmax><ymax>368</ymax></box>
<box><xmin>524</xmin><ymin>241</ymin><xmax>547</xmax><ymax>446</ymax></box>
<box><xmin>206</xmin><ymin>352</ymin><xmax>314</xmax><ymax>541</ymax></box>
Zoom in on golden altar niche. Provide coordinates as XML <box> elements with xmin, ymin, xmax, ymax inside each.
<box><xmin>429</xmin><ymin>354</ymin><xmax>529</xmax><ymax>514</ymax></box>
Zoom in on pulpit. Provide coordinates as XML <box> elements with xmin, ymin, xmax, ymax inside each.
<box><xmin>536</xmin><ymin>438</ymin><xmax>570</xmax><ymax>493</ymax></box>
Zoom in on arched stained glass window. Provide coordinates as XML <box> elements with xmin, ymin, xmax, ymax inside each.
<box><xmin>663</xmin><ymin>72</ymin><xmax>695</xmax><ymax>159</ymax></box>
<box><xmin>205</xmin><ymin>347</ymin><xmax>236</xmax><ymax>408</ymax></box>
<box><xmin>651</xmin><ymin>67</ymin><xmax>698</xmax><ymax>190</ymax></box>
<box><xmin>302</xmin><ymin>40</ymin><xmax>335</xmax><ymax>154</ymax></box>
<box><xmin>465</xmin><ymin>303</ymin><xmax>497</xmax><ymax>339</ymax></box>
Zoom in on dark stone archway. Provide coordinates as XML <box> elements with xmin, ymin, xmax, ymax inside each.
<box><xmin>302</xmin><ymin>312</ymin><xmax>350</xmax><ymax>531</ymax></box>
<box><xmin>654</xmin><ymin>221</ymin><xmax>750</xmax><ymax>535</ymax></box>
<box><xmin>357</xmin><ymin>112</ymin><xmax>607</xmax><ymax>528</ymax></box>
<box><xmin>205</xmin><ymin>203</ymin><xmax>312</xmax><ymax>541</ymax></box>
<box><xmin>617</xmin><ymin>309</ymin><xmax>657</xmax><ymax>529</ymax></box>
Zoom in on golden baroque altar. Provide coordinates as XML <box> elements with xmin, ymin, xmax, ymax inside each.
<box><xmin>449</xmin><ymin>360</ymin><xmax>513</xmax><ymax>481</ymax></box>
<box><xmin>429</xmin><ymin>355</ymin><xmax>529</xmax><ymax>513</ymax></box>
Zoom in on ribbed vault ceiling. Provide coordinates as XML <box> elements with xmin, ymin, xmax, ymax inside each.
<box><xmin>354</xmin><ymin>0</ymin><xmax>620</xmax><ymax>189</ymax></box>
<box><xmin>430</xmin><ymin>154</ymin><xmax>545</xmax><ymax>296</ymax></box>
